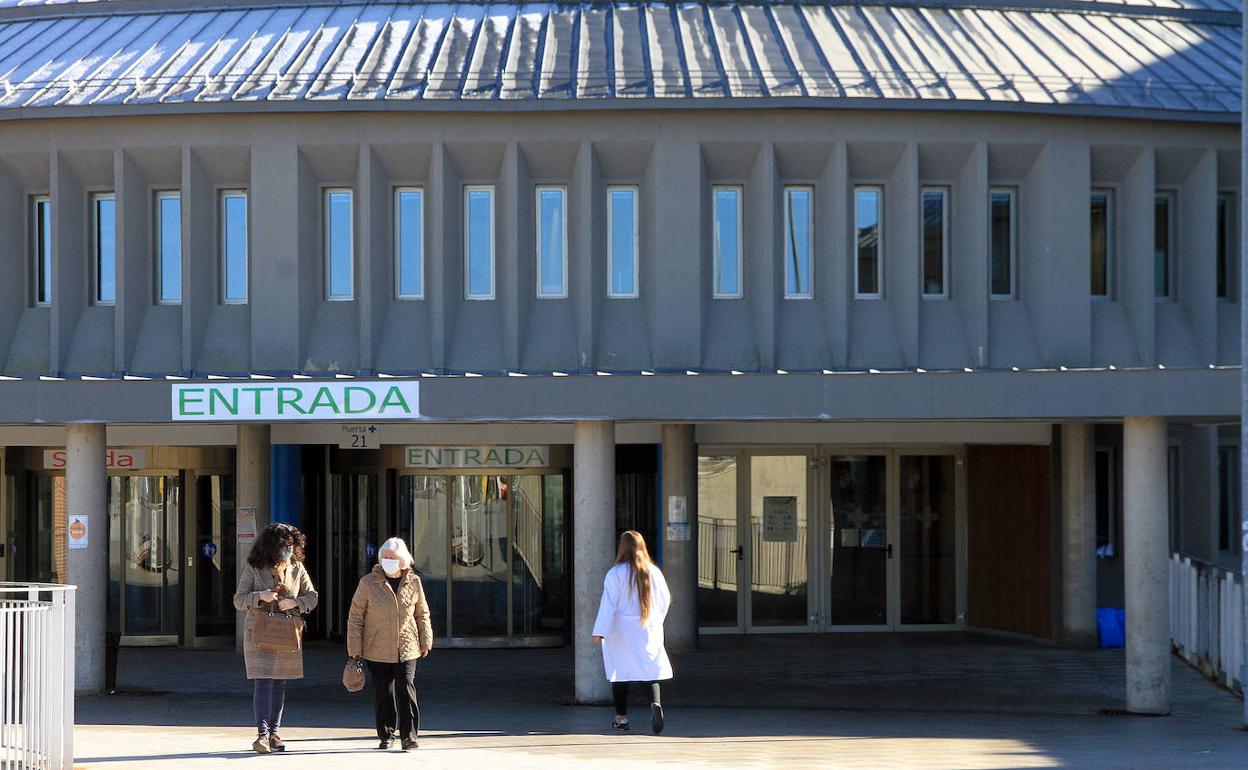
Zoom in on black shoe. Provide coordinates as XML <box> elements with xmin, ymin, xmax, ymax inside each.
<box><xmin>612</xmin><ymin>718</ymin><xmax>630</xmax><ymax>732</ymax></box>
<box><xmin>377</xmin><ymin>736</ymin><xmax>392</xmax><ymax>750</ymax></box>
<box><xmin>651</xmin><ymin>703</ymin><xmax>664</xmax><ymax>734</ymax></box>
<box><xmin>401</xmin><ymin>739</ymin><xmax>419</xmax><ymax>751</ymax></box>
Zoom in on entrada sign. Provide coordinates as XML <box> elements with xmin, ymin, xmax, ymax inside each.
<box><xmin>172</xmin><ymin>382</ymin><xmax>419</xmax><ymax>421</ymax></box>
<box><xmin>405</xmin><ymin>446</ymin><xmax>549</xmax><ymax>469</ymax></box>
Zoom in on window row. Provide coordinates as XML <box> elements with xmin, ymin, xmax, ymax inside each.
<box><xmin>26</xmin><ymin>184</ymin><xmax>1237</xmax><ymax>307</ymax></box>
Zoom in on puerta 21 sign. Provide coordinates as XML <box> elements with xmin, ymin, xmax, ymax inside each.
<box><xmin>172</xmin><ymin>382</ymin><xmax>419</xmax><ymax>421</ymax></box>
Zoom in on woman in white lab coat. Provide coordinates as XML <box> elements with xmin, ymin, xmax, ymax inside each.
<box><xmin>592</xmin><ymin>530</ymin><xmax>673</xmax><ymax>734</ymax></box>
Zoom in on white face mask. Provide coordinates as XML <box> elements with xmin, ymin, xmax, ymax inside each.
<box><xmin>380</xmin><ymin>558</ymin><xmax>401</xmax><ymax>576</ymax></box>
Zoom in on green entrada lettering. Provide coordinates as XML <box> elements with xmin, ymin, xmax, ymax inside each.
<box><xmin>309</xmin><ymin>387</ymin><xmax>342</xmax><ymax>415</ymax></box>
<box><xmin>179</xmin><ymin>388</ymin><xmax>205</xmax><ymax>416</ymax></box>
<box><xmin>209</xmin><ymin>388</ymin><xmax>238</xmax><ymax>416</ymax></box>
<box><xmin>344</xmin><ymin>386</ymin><xmax>377</xmax><ymax>414</ymax></box>
<box><xmin>277</xmin><ymin>388</ymin><xmax>308</xmax><ymax>415</ymax></box>
<box><xmin>379</xmin><ymin>386</ymin><xmax>410</xmax><ymax>414</ymax></box>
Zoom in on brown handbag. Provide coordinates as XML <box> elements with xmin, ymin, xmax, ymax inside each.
<box><xmin>343</xmin><ymin>657</ymin><xmax>366</xmax><ymax>693</ymax></box>
<box><xmin>253</xmin><ymin>602</ymin><xmax>305</xmax><ymax>653</ymax></box>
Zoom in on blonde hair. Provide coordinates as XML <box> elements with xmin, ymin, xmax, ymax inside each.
<box><xmin>379</xmin><ymin>537</ymin><xmax>414</xmax><ymax>570</ymax></box>
<box><xmin>614</xmin><ymin>531</ymin><xmax>654</xmax><ymax>623</ymax></box>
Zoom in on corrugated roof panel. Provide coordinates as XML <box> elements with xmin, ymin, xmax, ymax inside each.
<box><xmin>232</xmin><ymin>7</ymin><xmax>324</xmax><ymax>101</ymax></box>
<box><xmin>127</xmin><ymin>11</ymin><xmax>246</xmax><ymax>104</ymax></box>
<box><xmin>20</xmin><ymin>14</ymin><xmax>153</xmax><ymax>107</ymax></box>
<box><xmin>645</xmin><ymin>5</ymin><xmax>687</xmax><ymax>98</ymax></box>
<box><xmin>919</xmin><ymin>8</ymin><xmax>1019</xmax><ymax>102</ymax></box>
<box><xmin>306</xmin><ymin>4</ymin><xmax>392</xmax><ymax>100</ymax></box>
<box><xmin>707</xmin><ymin>5</ymin><xmax>764</xmax><ymax>97</ymax></box>
<box><xmin>966</xmin><ymin>10</ymin><xmax>1074</xmax><ymax>105</ymax></box>
<box><xmin>576</xmin><ymin>5</ymin><xmax>610</xmax><ymax>98</ymax></box>
<box><xmin>768</xmin><ymin>5</ymin><xmax>839</xmax><ymax>98</ymax></box>
<box><xmin>162</xmin><ymin>9</ymin><xmax>279</xmax><ymax>103</ymax></box>
<box><xmin>348</xmin><ymin>13</ymin><xmax>416</xmax><ymax>100</ymax></box>
<box><xmin>1032</xmin><ymin>12</ymin><xmax>1165</xmax><ymax>108</ymax></box>
<box><xmin>197</xmin><ymin>7</ymin><xmax>304</xmax><ymax>102</ymax></box>
<box><xmin>861</xmin><ymin>7</ymin><xmax>951</xmax><ymax>100</ymax></box>
<box><xmin>613</xmin><ymin>4</ymin><xmax>649</xmax><ymax>97</ymax></box>
<box><xmin>269</xmin><ymin>5</ymin><xmax>358</xmax><ymax>100</ymax></box>
<box><xmin>828</xmin><ymin>6</ymin><xmax>917</xmax><ymax>99</ymax></box>
<box><xmin>426</xmin><ymin>5</ymin><xmax>483</xmax><ymax>98</ymax></box>
<box><xmin>889</xmin><ymin>8</ymin><xmax>983</xmax><ymax>101</ymax></box>
<box><xmin>800</xmin><ymin>6</ymin><xmax>877</xmax><ymax>98</ymax></box>
<box><xmin>536</xmin><ymin>5</ymin><xmax>575</xmax><ymax>98</ymax></box>
<box><xmin>1062</xmin><ymin>12</ymin><xmax>1199</xmax><ymax>110</ymax></box>
<box><xmin>1120</xmin><ymin>16</ymin><xmax>1237</xmax><ymax>107</ymax></box>
<box><xmin>0</xmin><ymin>16</ymin><xmax>96</xmax><ymax>101</ymax></box>
<box><xmin>461</xmin><ymin>7</ymin><xmax>513</xmax><ymax>98</ymax></box>
<box><xmin>499</xmin><ymin>4</ymin><xmax>543</xmax><ymax>99</ymax></box>
<box><xmin>946</xmin><ymin>8</ymin><xmax>1052</xmax><ymax>103</ymax></box>
<box><xmin>738</xmin><ymin>6</ymin><xmax>801</xmax><ymax>96</ymax></box>
<box><xmin>675</xmin><ymin>4</ymin><xmax>725</xmax><ymax>97</ymax></box>
<box><xmin>997</xmin><ymin>10</ymin><xmax>1123</xmax><ymax>107</ymax></box>
<box><xmin>386</xmin><ymin>5</ymin><xmax>450</xmax><ymax>100</ymax></box>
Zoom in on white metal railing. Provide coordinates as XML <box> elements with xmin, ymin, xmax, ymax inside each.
<box><xmin>1169</xmin><ymin>554</ymin><xmax>1243</xmax><ymax>694</ymax></box>
<box><xmin>0</xmin><ymin>582</ymin><xmax>75</xmax><ymax>770</ymax></box>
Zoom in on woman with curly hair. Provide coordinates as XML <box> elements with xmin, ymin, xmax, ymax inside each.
<box><xmin>233</xmin><ymin>522</ymin><xmax>318</xmax><ymax>754</ymax></box>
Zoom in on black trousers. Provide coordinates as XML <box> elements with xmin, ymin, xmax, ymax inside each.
<box><xmin>611</xmin><ymin>681</ymin><xmax>660</xmax><ymax>717</ymax></box>
<box><xmin>367</xmin><ymin>659</ymin><xmax>420</xmax><ymax>741</ymax></box>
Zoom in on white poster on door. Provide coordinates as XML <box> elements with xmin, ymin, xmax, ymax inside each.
<box><xmin>762</xmin><ymin>496</ymin><xmax>798</xmax><ymax>542</ymax></box>
<box><xmin>237</xmin><ymin>507</ymin><xmax>257</xmax><ymax>542</ymax></box>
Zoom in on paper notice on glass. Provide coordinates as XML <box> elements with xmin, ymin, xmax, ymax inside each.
<box><xmin>667</xmin><ymin>496</ymin><xmax>688</xmax><ymax>524</ymax></box>
<box><xmin>762</xmin><ymin>496</ymin><xmax>798</xmax><ymax>542</ymax></box>
<box><xmin>237</xmin><ymin>506</ymin><xmax>257</xmax><ymax>542</ymax></box>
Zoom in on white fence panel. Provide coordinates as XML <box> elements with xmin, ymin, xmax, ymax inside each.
<box><xmin>1170</xmin><ymin>554</ymin><xmax>1243</xmax><ymax>694</ymax></box>
<box><xmin>0</xmin><ymin>583</ymin><xmax>75</xmax><ymax>770</ymax></box>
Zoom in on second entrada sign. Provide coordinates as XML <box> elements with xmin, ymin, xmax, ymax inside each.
<box><xmin>406</xmin><ymin>446</ymin><xmax>550</xmax><ymax>469</ymax></box>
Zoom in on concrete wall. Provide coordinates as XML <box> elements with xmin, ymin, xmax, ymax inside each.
<box><xmin>0</xmin><ymin>110</ymin><xmax>1234</xmax><ymax>378</ymax></box>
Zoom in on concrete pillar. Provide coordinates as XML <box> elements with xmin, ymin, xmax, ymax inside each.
<box><xmin>661</xmin><ymin>424</ymin><xmax>698</xmax><ymax>654</ymax></box>
<box><xmin>1123</xmin><ymin>415</ymin><xmax>1171</xmax><ymax>715</ymax></box>
<box><xmin>65</xmin><ymin>423</ymin><xmax>106</xmax><ymax>694</ymax></box>
<box><xmin>1060</xmin><ymin>423</ymin><xmax>1097</xmax><ymax>649</ymax></box>
<box><xmin>235</xmin><ymin>424</ymin><xmax>271</xmax><ymax>651</ymax></box>
<box><xmin>574</xmin><ymin>420</ymin><xmax>615</xmax><ymax>704</ymax></box>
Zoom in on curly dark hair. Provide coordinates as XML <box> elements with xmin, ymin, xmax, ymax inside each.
<box><xmin>247</xmin><ymin>523</ymin><xmax>307</xmax><ymax>569</ymax></box>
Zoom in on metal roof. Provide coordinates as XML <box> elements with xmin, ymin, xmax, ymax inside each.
<box><xmin>0</xmin><ymin>1</ymin><xmax>1238</xmax><ymax>118</ymax></box>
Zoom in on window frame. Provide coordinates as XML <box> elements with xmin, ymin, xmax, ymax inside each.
<box><xmin>853</xmin><ymin>184</ymin><xmax>884</xmax><ymax>300</ymax></box>
<box><xmin>920</xmin><ymin>185</ymin><xmax>950</xmax><ymax>300</ymax></box>
<box><xmin>1217</xmin><ymin>441</ymin><xmax>1240</xmax><ymax>554</ymax></box>
<box><xmin>393</xmin><ymin>186</ymin><xmax>425</xmax><ymax>301</ymax></box>
<box><xmin>535</xmin><ymin>184</ymin><xmax>569</xmax><ymax>300</ymax></box>
<box><xmin>219</xmin><ymin>188</ymin><xmax>249</xmax><ymax>305</ymax></box>
<box><xmin>989</xmin><ymin>186</ymin><xmax>1017</xmax><ymax>300</ymax></box>
<box><xmin>606</xmin><ymin>184</ymin><xmax>640</xmax><ymax>299</ymax></box>
<box><xmin>1154</xmin><ymin>190</ymin><xmax>1176</xmax><ymax>301</ymax></box>
<box><xmin>322</xmin><ymin>187</ymin><xmax>354</xmax><ymax>301</ymax></box>
<box><xmin>31</xmin><ymin>194</ymin><xmax>51</xmax><ymax>307</ymax></box>
<box><xmin>1217</xmin><ymin>191</ymin><xmax>1235</xmax><ymax>302</ymax></box>
<box><xmin>783</xmin><ymin>185</ymin><xmax>814</xmax><ymax>300</ymax></box>
<box><xmin>1094</xmin><ymin>445</ymin><xmax>1118</xmax><ymax>559</ymax></box>
<box><xmin>463</xmin><ymin>184</ymin><xmax>496</xmax><ymax>301</ymax></box>
<box><xmin>154</xmin><ymin>190</ymin><xmax>182</xmax><ymax>306</ymax></box>
<box><xmin>712</xmin><ymin>184</ymin><xmax>744</xmax><ymax>299</ymax></box>
<box><xmin>1090</xmin><ymin>188</ymin><xmax>1114</xmax><ymax>301</ymax></box>
<box><xmin>91</xmin><ymin>191</ymin><xmax>117</xmax><ymax>307</ymax></box>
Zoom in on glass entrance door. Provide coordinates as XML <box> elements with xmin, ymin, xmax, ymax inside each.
<box><xmin>109</xmin><ymin>475</ymin><xmax>182</xmax><ymax>643</ymax></box>
<box><xmin>828</xmin><ymin>455</ymin><xmax>888</xmax><ymax>626</ymax></box>
<box><xmin>187</xmin><ymin>474</ymin><xmax>236</xmax><ymax>644</ymax></box>
<box><xmin>328</xmin><ymin>473</ymin><xmax>379</xmax><ymax>638</ymax></box>
<box><xmin>898</xmin><ymin>454</ymin><xmax>959</xmax><ymax>626</ymax></box>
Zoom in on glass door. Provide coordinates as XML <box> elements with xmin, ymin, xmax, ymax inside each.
<box><xmin>697</xmin><ymin>455</ymin><xmax>742</xmax><ymax>630</ymax></box>
<box><xmin>109</xmin><ymin>475</ymin><xmax>182</xmax><ymax>643</ymax></box>
<box><xmin>328</xmin><ymin>473</ymin><xmax>379</xmax><ymax>638</ymax></box>
<box><xmin>827</xmin><ymin>455</ymin><xmax>889</xmax><ymax>627</ymax></box>
<box><xmin>898</xmin><ymin>453</ymin><xmax>961</xmax><ymax>627</ymax></box>
<box><xmin>186</xmin><ymin>474</ymin><xmax>236</xmax><ymax>645</ymax></box>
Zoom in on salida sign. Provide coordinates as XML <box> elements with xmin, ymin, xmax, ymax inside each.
<box><xmin>172</xmin><ymin>382</ymin><xmax>419</xmax><ymax>421</ymax></box>
<box><xmin>44</xmin><ymin>449</ymin><xmax>146</xmax><ymax>470</ymax></box>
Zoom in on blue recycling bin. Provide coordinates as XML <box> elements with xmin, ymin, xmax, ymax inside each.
<box><xmin>1097</xmin><ymin>607</ymin><xmax>1125</xmax><ymax>648</ymax></box>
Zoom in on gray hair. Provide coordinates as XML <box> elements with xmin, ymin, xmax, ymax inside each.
<box><xmin>378</xmin><ymin>537</ymin><xmax>414</xmax><ymax>570</ymax></box>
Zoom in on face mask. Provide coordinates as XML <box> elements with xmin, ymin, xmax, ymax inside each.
<box><xmin>279</xmin><ymin>547</ymin><xmax>294</xmax><ymax>562</ymax></box>
<box><xmin>380</xmin><ymin>558</ymin><xmax>401</xmax><ymax>576</ymax></box>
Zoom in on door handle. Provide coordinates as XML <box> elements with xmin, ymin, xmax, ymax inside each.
<box><xmin>886</xmin><ymin>544</ymin><xmax>893</xmax><ymax>559</ymax></box>
<box><xmin>729</xmin><ymin>546</ymin><xmax>744</xmax><ymax>561</ymax></box>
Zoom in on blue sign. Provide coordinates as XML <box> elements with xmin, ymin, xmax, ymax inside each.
<box><xmin>201</xmin><ymin>541</ymin><xmax>218</xmax><ymax>558</ymax></box>
<box><xmin>365</xmin><ymin>542</ymin><xmax>377</xmax><ymax>558</ymax></box>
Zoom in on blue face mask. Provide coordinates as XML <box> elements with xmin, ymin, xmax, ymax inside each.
<box><xmin>279</xmin><ymin>547</ymin><xmax>294</xmax><ymax>562</ymax></box>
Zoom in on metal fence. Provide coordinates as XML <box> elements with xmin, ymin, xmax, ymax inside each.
<box><xmin>697</xmin><ymin>520</ymin><xmax>808</xmax><ymax>596</ymax></box>
<box><xmin>0</xmin><ymin>582</ymin><xmax>75</xmax><ymax>770</ymax></box>
<box><xmin>1169</xmin><ymin>554</ymin><xmax>1244</xmax><ymax>694</ymax></box>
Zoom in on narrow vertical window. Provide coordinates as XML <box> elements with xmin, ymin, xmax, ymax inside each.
<box><xmin>156</xmin><ymin>191</ymin><xmax>182</xmax><ymax>304</ymax></box>
<box><xmin>607</xmin><ymin>186</ymin><xmax>638</xmax><ymax>298</ymax></box>
<box><xmin>784</xmin><ymin>186</ymin><xmax>813</xmax><ymax>298</ymax></box>
<box><xmin>324</xmin><ymin>189</ymin><xmax>353</xmax><ymax>300</ymax></box>
<box><xmin>854</xmin><ymin>186</ymin><xmax>882</xmax><ymax>298</ymax></box>
<box><xmin>1154</xmin><ymin>192</ymin><xmax>1174</xmax><ymax>299</ymax></box>
<box><xmin>713</xmin><ymin>186</ymin><xmax>743</xmax><ymax>298</ymax></box>
<box><xmin>31</xmin><ymin>195</ymin><xmax>51</xmax><ymax>306</ymax></box>
<box><xmin>395</xmin><ymin>187</ymin><xmax>424</xmax><ymax>299</ymax></box>
<box><xmin>1090</xmin><ymin>190</ymin><xmax>1112</xmax><ymax>299</ymax></box>
<box><xmin>465</xmin><ymin>186</ymin><xmax>495</xmax><ymax>300</ymax></box>
<box><xmin>220</xmin><ymin>190</ymin><xmax>248</xmax><ymax>304</ymax></box>
<box><xmin>989</xmin><ymin>188</ymin><xmax>1016</xmax><ymax>298</ymax></box>
<box><xmin>1217</xmin><ymin>193</ymin><xmax>1233</xmax><ymax>300</ymax></box>
<box><xmin>536</xmin><ymin>186</ymin><xmax>567</xmax><ymax>298</ymax></box>
<box><xmin>93</xmin><ymin>193</ymin><xmax>116</xmax><ymax>305</ymax></box>
<box><xmin>921</xmin><ymin>187</ymin><xmax>948</xmax><ymax>298</ymax></box>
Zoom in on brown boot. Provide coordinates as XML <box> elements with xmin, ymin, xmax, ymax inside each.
<box><xmin>268</xmin><ymin>733</ymin><xmax>285</xmax><ymax>752</ymax></box>
<box><xmin>251</xmin><ymin>734</ymin><xmax>271</xmax><ymax>754</ymax></box>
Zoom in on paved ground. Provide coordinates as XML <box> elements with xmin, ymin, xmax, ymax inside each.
<box><xmin>72</xmin><ymin>634</ymin><xmax>1247</xmax><ymax>769</ymax></box>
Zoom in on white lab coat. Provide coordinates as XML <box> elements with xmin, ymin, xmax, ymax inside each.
<box><xmin>592</xmin><ymin>561</ymin><xmax>673</xmax><ymax>683</ymax></box>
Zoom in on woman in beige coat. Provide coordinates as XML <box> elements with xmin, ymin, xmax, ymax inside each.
<box><xmin>233</xmin><ymin>523</ymin><xmax>318</xmax><ymax>754</ymax></box>
<box><xmin>347</xmin><ymin>537</ymin><xmax>432</xmax><ymax>752</ymax></box>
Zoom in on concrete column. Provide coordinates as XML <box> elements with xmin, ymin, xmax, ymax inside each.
<box><xmin>65</xmin><ymin>423</ymin><xmax>106</xmax><ymax>694</ymax></box>
<box><xmin>1123</xmin><ymin>415</ymin><xmax>1171</xmax><ymax>715</ymax></box>
<box><xmin>574</xmin><ymin>420</ymin><xmax>615</xmax><ymax>704</ymax></box>
<box><xmin>661</xmin><ymin>424</ymin><xmax>698</xmax><ymax>654</ymax></box>
<box><xmin>235</xmin><ymin>424</ymin><xmax>271</xmax><ymax>651</ymax></box>
<box><xmin>1060</xmin><ymin>423</ymin><xmax>1097</xmax><ymax>649</ymax></box>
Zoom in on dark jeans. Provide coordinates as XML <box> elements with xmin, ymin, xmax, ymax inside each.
<box><xmin>611</xmin><ymin>681</ymin><xmax>660</xmax><ymax>717</ymax></box>
<box><xmin>367</xmin><ymin>659</ymin><xmax>420</xmax><ymax>741</ymax></box>
<box><xmin>253</xmin><ymin>678</ymin><xmax>287</xmax><ymax>735</ymax></box>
